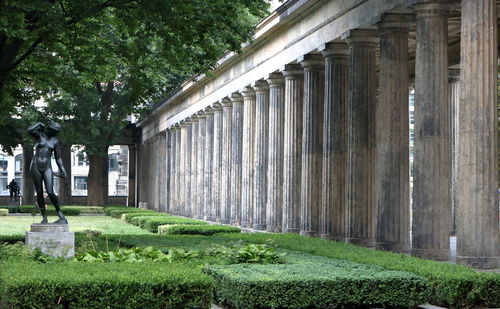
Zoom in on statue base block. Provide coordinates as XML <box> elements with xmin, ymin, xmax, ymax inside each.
<box><xmin>25</xmin><ymin>224</ymin><xmax>75</xmax><ymax>258</ymax></box>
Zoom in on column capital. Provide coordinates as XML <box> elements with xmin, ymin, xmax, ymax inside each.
<box><xmin>412</xmin><ymin>2</ymin><xmax>453</xmax><ymax>17</ymax></box>
<box><xmin>212</xmin><ymin>101</ymin><xmax>223</xmax><ymax>111</ymax></box>
<box><xmin>240</xmin><ymin>86</ymin><xmax>256</xmax><ymax>98</ymax></box>
<box><xmin>319</xmin><ymin>42</ymin><xmax>349</xmax><ymax>57</ymax></box>
<box><xmin>196</xmin><ymin>110</ymin><xmax>207</xmax><ymax>119</ymax></box>
<box><xmin>448</xmin><ymin>68</ymin><xmax>460</xmax><ymax>83</ymax></box>
<box><xmin>204</xmin><ymin>105</ymin><xmax>215</xmax><ymax>115</ymax></box>
<box><xmin>190</xmin><ymin>114</ymin><xmax>199</xmax><ymax>122</ymax></box>
<box><xmin>298</xmin><ymin>54</ymin><xmax>324</xmax><ymax>69</ymax></box>
<box><xmin>252</xmin><ymin>80</ymin><xmax>269</xmax><ymax>93</ymax></box>
<box><xmin>220</xmin><ymin>97</ymin><xmax>232</xmax><ymax>108</ymax></box>
<box><xmin>230</xmin><ymin>92</ymin><xmax>244</xmax><ymax>103</ymax></box>
<box><xmin>342</xmin><ymin>29</ymin><xmax>379</xmax><ymax>46</ymax></box>
<box><xmin>281</xmin><ymin>63</ymin><xmax>304</xmax><ymax>79</ymax></box>
<box><xmin>267</xmin><ymin>72</ymin><xmax>285</xmax><ymax>86</ymax></box>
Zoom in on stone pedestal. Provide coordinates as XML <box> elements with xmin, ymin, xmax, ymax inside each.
<box><xmin>26</xmin><ymin>224</ymin><xmax>75</xmax><ymax>258</ymax></box>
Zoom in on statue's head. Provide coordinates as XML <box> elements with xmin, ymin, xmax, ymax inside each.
<box><xmin>46</xmin><ymin>121</ymin><xmax>61</xmax><ymax>137</ymax></box>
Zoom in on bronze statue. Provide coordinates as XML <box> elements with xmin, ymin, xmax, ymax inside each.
<box><xmin>28</xmin><ymin>121</ymin><xmax>68</xmax><ymax>224</ymax></box>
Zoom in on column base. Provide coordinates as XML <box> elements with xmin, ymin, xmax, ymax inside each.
<box><xmin>411</xmin><ymin>248</ymin><xmax>450</xmax><ymax>261</ymax></box>
<box><xmin>241</xmin><ymin>222</ymin><xmax>253</xmax><ymax>228</ymax></box>
<box><xmin>230</xmin><ymin>220</ymin><xmax>240</xmax><ymax>226</ymax></box>
<box><xmin>282</xmin><ymin>228</ymin><xmax>301</xmax><ymax>234</ymax></box>
<box><xmin>375</xmin><ymin>242</ymin><xmax>410</xmax><ymax>253</ymax></box>
<box><xmin>266</xmin><ymin>226</ymin><xmax>281</xmax><ymax>233</ymax></box>
<box><xmin>253</xmin><ymin>223</ymin><xmax>266</xmax><ymax>230</ymax></box>
<box><xmin>320</xmin><ymin>234</ymin><xmax>345</xmax><ymax>242</ymax></box>
<box><xmin>219</xmin><ymin>218</ymin><xmax>230</xmax><ymax>224</ymax></box>
<box><xmin>346</xmin><ymin>237</ymin><xmax>374</xmax><ymax>247</ymax></box>
<box><xmin>196</xmin><ymin>215</ymin><xmax>205</xmax><ymax>220</ymax></box>
<box><xmin>300</xmin><ymin>230</ymin><xmax>318</xmax><ymax>237</ymax></box>
<box><xmin>456</xmin><ymin>256</ymin><xmax>500</xmax><ymax>269</ymax></box>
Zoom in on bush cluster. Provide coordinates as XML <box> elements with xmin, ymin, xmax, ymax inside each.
<box><xmin>122</xmin><ymin>212</ymin><xmax>170</xmax><ymax>223</ymax></box>
<box><xmin>0</xmin><ymin>206</ymin><xmax>16</xmax><ymax>213</ymax></box>
<box><xmin>64</xmin><ymin>206</ymin><xmax>104</xmax><ymax>214</ymax></box>
<box><xmin>133</xmin><ymin>216</ymin><xmax>208</xmax><ymax>233</ymax></box>
<box><xmin>0</xmin><ymin>261</ymin><xmax>213</xmax><ymax>309</ymax></box>
<box><xmin>158</xmin><ymin>224</ymin><xmax>241</xmax><ymax>236</ymax></box>
<box><xmin>18</xmin><ymin>205</ymin><xmax>81</xmax><ymax>216</ymax></box>
<box><xmin>0</xmin><ymin>209</ymin><xmax>8</xmax><ymax>216</ymax></box>
<box><xmin>105</xmin><ymin>207</ymin><xmax>155</xmax><ymax>218</ymax></box>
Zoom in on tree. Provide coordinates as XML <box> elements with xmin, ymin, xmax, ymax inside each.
<box><xmin>29</xmin><ymin>1</ymin><xmax>269</xmax><ymax>205</ymax></box>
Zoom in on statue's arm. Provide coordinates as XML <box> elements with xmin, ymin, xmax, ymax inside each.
<box><xmin>27</xmin><ymin>122</ymin><xmax>45</xmax><ymax>138</ymax></box>
<box><xmin>54</xmin><ymin>141</ymin><xmax>67</xmax><ymax>179</ymax></box>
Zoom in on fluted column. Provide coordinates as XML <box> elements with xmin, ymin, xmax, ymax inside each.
<box><xmin>456</xmin><ymin>0</ymin><xmax>499</xmax><ymax>269</ymax></box>
<box><xmin>345</xmin><ymin>29</ymin><xmax>379</xmax><ymax>246</ymax></box>
<box><xmin>319</xmin><ymin>43</ymin><xmax>349</xmax><ymax>240</ymax></box>
<box><xmin>168</xmin><ymin>128</ymin><xmax>176</xmax><ymax>212</ymax></box>
<box><xmin>158</xmin><ymin>132</ymin><xmax>167</xmax><ymax>212</ymax></box>
<box><xmin>375</xmin><ymin>16</ymin><xmax>411</xmax><ymax>252</ymax></box>
<box><xmin>22</xmin><ymin>144</ymin><xmax>35</xmax><ymax>205</ymax></box>
<box><xmin>196</xmin><ymin>111</ymin><xmax>207</xmax><ymax>219</ymax></box>
<box><xmin>190</xmin><ymin>116</ymin><xmax>199</xmax><ymax>217</ymax></box>
<box><xmin>448</xmin><ymin>69</ymin><xmax>460</xmax><ymax>236</ymax></box>
<box><xmin>179</xmin><ymin>122</ymin><xmax>188</xmax><ymax>215</ymax></box>
<box><xmin>127</xmin><ymin>144</ymin><xmax>136</xmax><ymax>207</ymax></box>
<box><xmin>165</xmin><ymin>131</ymin><xmax>171</xmax><ymax>211</ymax></box>
<box><xmin>282</xmin><ymin>64</ymin><xmax>304</xmax><ymax>234</ymax></box>
<box><xmin>412</xmin><ymin>3</ymin><xmax>452</xmax><ymax>260</ymax></box>
<box><xmin>299</xmin><ymin>54</ymin><xmax>325</xmax><ymax>237</ymax></box>
<box><xmin>212</xmin><ymin>102</ymin><xmax>224</xmax><ymax>222</ymax></box>
<box><xmin>266</xmin><ymin>73</ymin><xmax>286</xmax><ymax>232</ymax></box>
<box><xmin>204</xmin><ymin>106</ymin><xmax>215</xmax><ymax>221</ymax></box>
<box><xmin>252</xmin><ymin>80</ymin><xmax>270</xmax><ymax>230</ymax></box>
<box><xmin>230</xmin><ymin>92</ymin><xmax>244</xmax><ymax>226</ymax></box>
<box><xmin>220</xmin><ymin>98</ymin><xmax>233</xmax><ymax>224</ymax></box>
<box><xmin>241</xmin><ymin>87</ymin><xmax>256</xmax><ymax>228</ymax></box>
<box><xmin>184</xmin><ymin>120</ymin><xmax>193</xmax><ymax>217</ymax></box>
<box><xmin>174</xmin><ymin>124</ymin><xmax>182</xmax><ymax>214</ymax></box>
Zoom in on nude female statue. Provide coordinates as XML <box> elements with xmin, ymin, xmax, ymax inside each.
<box><xmin>28</xmin><ymin>121</ymin><xmax>68</xmax><ymax>224</ymax></box>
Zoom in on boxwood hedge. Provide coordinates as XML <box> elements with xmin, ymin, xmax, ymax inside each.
<box><xmin>158</xmin><ymin>224</ymin><xmax>241</xmax><ymax>236</ymax></box>
<box><xmin>134</xmin><ymin>217</ymin><xmax>208</xmax><ymax>233</ymax></box>
<box><xmin>0</xmin><ymin>261</ymin><xmax>213</xmax><ymax>309</ymax></box>
<box><xmin>18</xmin><ymin>205</ymin><xmax>80</xmax><ymax>216</ymax></box>
<box><xmin>122</xmin><ymin>212</ymin><xmax>171</xmax><ymax>224</ymax></box>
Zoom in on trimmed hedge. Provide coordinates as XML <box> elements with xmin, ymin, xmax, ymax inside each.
<box><xmin>18</xmin><ymin>205</ymin><xmax>80</xmax><ymax>216</ymax></box>
<box><xmin>0</xmin><ymin>261</ymin><xmax>213</xmax><ymax>309</ymax></box>
<box><xmin>205</xmin><ymin>261</ymin><xmax>429</xmax><ymax>309</ymax></box>
<box><xmin>64</xmin><ymin>206</ymin><xmax>104</xmax><ymax>214</ymax></box>
<box><xmin>136</xmin><ymin>217</ymin><xmax>208</xmax><ymax>233</ymax></box>
<box><xmin>217</xmin><ymin>233</ymin><xmax>500</xmax><ymax>308</ymax></box>
<box><xmin>122</xmin><ymin>212</ymin><xmax>170</xmax><ymax>223</ymax></box>
<box><xmin>0</xmin><ymin>206</ymin><xmax>17</xmax><ymax>213</ymax></box>
<box><xmin>158</xmin><ymin>224</ymin><xmax>241</xmax><ymax>236</ymax></box>
<box><xmin>107</xmin><ymin>208</ymin><xmax>156</xmax><ymax>219</ymax></box>
<box><xmin>0</xmin><ymin>209</ymin><xmax>8</xmax><ymax>216</ymax></box>
<box><xmin>0</xmin><ymin>234</ymin><xmax>24</xmax><ymax>244</ymax></box>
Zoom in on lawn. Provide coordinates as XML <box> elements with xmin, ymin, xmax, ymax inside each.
<box><xmin>0</xmin><ymin>215</ymin><xmax>152</xmax><ymax>235</ymax></box>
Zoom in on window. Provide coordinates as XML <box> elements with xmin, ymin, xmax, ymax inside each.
<box><xmin>108</xmin><ymin>153</ymin><xmax>119</xmax><ymax>172</ymax></box>
<box><xmin>0</xmin><ymin>154</ymin><xmax>7</xmax><ymax>173</ymax></box>
<box><xmin>74</xmin><ymin>176</ymin><xmax>88</xmax><ymax>191</ymax></box>
<box><xmin>0</xmin><ymin>177</ymin><xmax>7</xmax><ymax>196</ymax></box>
<box><xmin>76</xmin><ymin>152</ymin><xmax>88</xmax><ymax>166</ymax></box>
<box><xmin>14</xmin><ymin>154</ymin><xmax>23</xmax><ymax>173</ymax></box>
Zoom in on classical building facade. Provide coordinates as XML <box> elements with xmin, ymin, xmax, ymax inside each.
<box><xmin>136</xmin><ymin>0</ymin><xmax>500</xmax><ymax>269</ymax></box>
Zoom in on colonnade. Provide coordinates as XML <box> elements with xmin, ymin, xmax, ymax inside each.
<box><xmin>145</xmin><ymin>0</ymin><xmax>499</xmax><ymax>269</ymax></box>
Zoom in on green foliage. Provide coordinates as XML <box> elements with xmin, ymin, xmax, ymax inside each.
<box><xmin>205</xmin><ymin>261</ymin><xmax>429</xmax><ymax>309</ymax></box>
<box><xmin>106</xmin><ymin>207</ymin><xmax>155</xmax><ymax>218</ymax></box>
<box><xmin>0</xmin><ymin>209</ymin><xmax>8</xmax><ymax>216</ymax></box>
<box><xmin>135</xmin><ymin>216</ymin><xmax>209</xmax><ymax>233</ymax></box>
<box><xmin>0</xmin><ymin>242</ymin><xmax>33</xmax><ymax>261</ymax></box>
<box><xmin>158</xmin><ymin>224</ymin><xmax>241</xmax><ymax>236</ymax></box>
<box><xmin>122</xmin><ymin>212</ymin><xmax>170</xmax><ymax>223</ymax></box>
<box><xmin>0</xmin><ymin>206</ymin><xmax>17</xmax><ymax>213</ymax></box>
<box><xmin>0</xmin><ymin>261</ymin><xmax>213</xmax><ymax>309</ymax></box>
<box><xmin>206</xmin><ymin>242</ymin><xmax>285</xmax><ymax>265</ymax></box>
<box><xmin>0</xmin><ymin>234</ymin><xmax>24</xmax><ymax>244</ymax></box>
<box><xmin>64</xmin><ymin>206</ymin><xmax>104</xmax><ymax>214</ymax></box>
<box><xmin>18</xmin><ymin>205</ymin><xmax>81</xmax><ymax>216</ymax></box>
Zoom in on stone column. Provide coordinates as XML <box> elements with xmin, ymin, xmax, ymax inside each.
<box><xmin>299</xmin><ymin>54</ymin><xmax>324</xmax><ymax>237</ymax></box>
<box><xmin>167</xmin><ymin>129</ymin><xmax>176</xmax><ymax>212</ymax></box>
<box><xmin>220</xmin><ymin>98</ymin><xmax>233</xmax><ymax>224</ymax></box>
<box><xmin>412</xmin><ymin>3</ymin><xmax>452</xmax><ymax>260</ymax></box>
<box><xmin>174</xmin><ymin>124</ymin><xmax>182</xmax><ymax>214</ymax></box>
<box><xmin>344</xmin><ymin>30</ymin><xmax>379</xmax><ymax>246</ymax></box>
<box><xmin>22</xmin><ymin>144</ymin><xmax>35</xmax><ymax>205</ymax></box>
<box><xmin>448</xmin><ymin>69</ymin><xmax>460</xmax><ymax>236</ymax></box>
<box><xmin>266</xmin><ymin>73</ymin><xmax>285</xmax><ymax>232</ymax></box>
<box><xmin>319</xmin><ymin>43</ymin><xmax>349</xmax><ymax>240</ymax></box>
<box><xmin>165</xmin><ymin>130</ymin><xmax>171</xmax><ymax>211</ymax></box>
<box><xmin>456</xmin><ymin>0</ymin><xmax>499</xmax><ymax>269</ymax></box>
<box><xmin>241</xmin><ymin>87</ymin><xmax>256</xmax><ymax>228</ymax></box>
<box><xmin>375</xmin><ymin>16</ymin><xmax>411</xmax><ymax>252</ymax></box>
<box><xmin>127</xmin><ymin>144</ymin><xmax>136</xmax><ymax>207</ymax></box>
<box><xmin>252</xmin><ymin>80</ymin><xmax>270</xmax><ymax>230</ymax></box>
<box><xmin>212</xmin><ymin>103</ymin><xmax>224</xmax><ymax>222</ymax></box>
<box><xmin>58</xmin><ymin>144</ymin><xmax>72</xmax><ymax>205</ymax></box>
<box><xmin>184</xmin><ymin>121</ymin><xmax>193</xmax><ymax>217</ymax></box>
<box><xmin>282</xmin><ymin>64</ymin><xmax>304</xmax><ymax>234</ymax></box>
<box><xmin>158</xmin><ymin>132</ymin><xmax>167</xmax><ymax>212</ymax></box>
<box><xmin>231</xmin><ymin>92</ymin><xmax>244</xmax><ymax>226</ymax></box>
<box><xmin>153</xmin><ymin>135</ymin><xmax>161</xmax><ymax>210</ymax></box>
<box><xmin>204</xmin><ymin>106</ymin><xmax>215</xmax><ymax>221</ymax></box>
<box><xmin>196</xmin><ymin>111</ymin><xmax>207</xmax><ymax>219</ymax></box>
<box><xmin>179</xmin><ymin>122</ymin><xmax>188</xmax><ymax>215</ymax></box>
<box><xmin>190</xmin><ymin>116</ymin><xmax>199</xmax><ymax>217</ymax></box>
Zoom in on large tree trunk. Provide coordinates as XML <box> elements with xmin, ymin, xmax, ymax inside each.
<box><xmin>87</xmin><ymin>148</ymin><xmax>109</xmax><ymax>206</ymax></box>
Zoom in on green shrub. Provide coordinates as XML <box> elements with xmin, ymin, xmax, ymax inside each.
<box><xmin>108</xmin><ymin>208</ymin><xmax>156</xmax><ymax>219</ymax></box>
<box><xmin>123</xmin><ymin>212</ymin><xmax>170</xmax><ymax>223</ymax></box>
<box><xmin>130</xmin><ymin>216</ymin><xmax>169</xmax><ymax>228</ymax></box>
<box><xmin>1</xmin><ymin>261</ymin><xmax>213</xmax><ymax>309</ymax></box>
<box><xmin>139</xmin><ymin>217</ymin><xmax>208</xmax><ymax>233</ymax></box>
<box><xmin>0</xmin><ymin>209</ymin><xmax>8</xmax><ymax>216</ymax></box>
<box><xmin>0</xmin><ymin>234</ymin><xmax>24</xmax><ymax>244</ymax></box>
<box><xmin>0</xmin><ymin>206</ymin><xmax>17</xmax><ymax>213</ymax></box>
<box><xmin>205</xmin><ymin>260</ymin><xmax>429</xmax><ymax>309</ymax></box>
<box><xmin>18</xmin><ymin>205</ymin><xmax>80</xmax><ymax>216</ymax></box>
<box><xmin>64</xmin><ymin>206</ymin><xmax>104</xmax><ymax>214</ymax></box>
<box><xmin>158</xmin><ymin>224</ymin><xmax>240</xmax><ymax>236</ymax></box>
